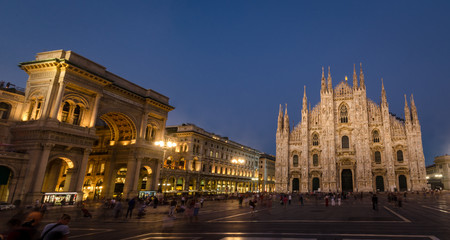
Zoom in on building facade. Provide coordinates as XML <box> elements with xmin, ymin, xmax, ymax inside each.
<box><xmin>426</xmin><ymin>155</ymin><xmax>450</xmax><ymax>190</ymax></box>
<box><xmin>162</xmin><ymin>124</ymin><xmax>261</xmax><ymax>194</ymax></box>
<box><xmin>259</xmin><ymin>153</ymin><xmax>276</xmax><ymax>192</ymax></box>
<box><xmin>0</xmin><ymin>50</ymin><xmax>174</xmax><ymax>204</ymax></box>
<box><xmin>276</xmin><ymin>65</ymin><xmax>427</xmax><ymax>193</ymax></box>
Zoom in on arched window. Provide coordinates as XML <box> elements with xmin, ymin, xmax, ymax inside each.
<box><xmin>374</xmin><ymin>151</ymin><xmax>381</xmax><ymax>164</ymax></box>
<box><xmin>61</xmin><ymin>102</ymin><xmax>70</xmax><ymax>122</ymax></box>
<box><xmin>312</xmin><ymin>133</ymin><xmax>319</xmax><ymax>146</ymax></box>
<box><xmin>0</xmin><ymin>102</ymin><xmax>11</xmax><ymax>120</ymax></box>
<box><xmin>340</xmin><ymin>105</ymin><xmax>348</xmax><ymax>123</ymax></box>
<box><xmin>72</xmin><ymin>105</ymin><xmax>81</xmax><ymax>125</ymax></box>
<box><xmin>373</xmin><ymin>130</ymin><xmax>380</xmax><ymax>143</ymax></box>
<box><xmin>179</xmin><ymin>158</ymin><xmax>185</xmax><ymax>169</ymax></box>
<box><xmin>313</xmin><ymin>154</ymin><xmax>319</xmax><ymax>166</ymax></box>
<box><xmin>342</xmin><ymin>136</ymin><xmax>349</xmax><ymax>149</ymax></box>
<box><xmin>397</xmin><ymin>150</ymin><xmax>404</xmax><ymax>163</ymax></box>
<box><xmin>293</xmin><ymin>155</ymin><xmax>299</xmax><ymax>167</ymax></box>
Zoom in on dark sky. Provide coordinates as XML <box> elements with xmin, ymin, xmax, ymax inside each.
<box><xmin>1</xmin><ymin>1</ymin><xmax>449</xmax><ymax>165</ymax></box>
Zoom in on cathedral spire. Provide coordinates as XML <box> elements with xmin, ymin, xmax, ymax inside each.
<box><xmin>327</xmin><ymin>66</ymin><xmax>332</xmax><ymax>92</ymax></box>
<box><xmin>359</xmin><ymin>63</ymin><xmax>365</xmax><ymax>89</ymax></box>
<box><xmin>353</xmin><ymin>64</ymin><xmax>358</xmax><ymax>89</ymax></box>
<box><xmin>381</xmin><ymin>78</ymin><xmax>387</xmax><ymax>106</ymax></box>
<box><xmin>404</xmin><ymin>94</ymin><xmax>411</xmax><ymax>124</ymax></box>
<box><xmin>321</xmin><ymin>66</ymin><xmax>326</xmax><ymax>92</ymax></box>
<box><xmin>277</xmin><ymin>104</ymin><xmax>283</xmax><ymax>132</ymax></box>
<box><xmin>284</xmin><ymin>104</ymin><xmax>290</xmax><ymax>133</ymax></box>
<box><xmin>410</xmin><ymin>94</ymin><xmax>419</xmax><ymax>124</ymax></box>
<box><xmin>302</xmin><ymin>85</ymin><xmax>307</xmax><ymax>111</ymax></box>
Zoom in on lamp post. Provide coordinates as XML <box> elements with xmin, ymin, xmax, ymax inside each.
<box><xmin>154</xmin><ymin>140</ymin><xmax>176</xmax><ymax>193</ymax></box>
<box><xmin>231</xmin><ymin>158</ymin><xmax>245</xmax><ymax>193</ymax></box>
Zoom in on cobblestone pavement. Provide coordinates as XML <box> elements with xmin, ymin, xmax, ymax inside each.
<box><xmin>1</xmin><ymin>192</ymin><xmax>449</xmax><ymax>240</ymax></box>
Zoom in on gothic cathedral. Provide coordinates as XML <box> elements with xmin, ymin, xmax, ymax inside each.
<box><xmin>275</xmin><ymin>64</ymin><xmax>427</xmax><ymax>193</ymax></box>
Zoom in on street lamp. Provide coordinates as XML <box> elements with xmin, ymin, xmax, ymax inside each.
<box><xmin>231</xmin><ymin>158</ymin><xmax>245</xmax><ymax>193</ymax></box>
<box><xmin>155</xmin><ymin>140</ymin><xmax>176</xmax><ymax>193</ymax></box>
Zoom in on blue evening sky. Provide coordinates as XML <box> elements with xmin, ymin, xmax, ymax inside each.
<box><xmin>0</xmin><ymin>1</ymin><xmax>449</xmax><ymax>165</ymax></box>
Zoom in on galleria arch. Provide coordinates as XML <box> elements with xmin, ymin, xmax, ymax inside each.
<box><xmin>0</xmin><ymin>50</ymin><xmax>174</xmax><ymax>204</ymax></box>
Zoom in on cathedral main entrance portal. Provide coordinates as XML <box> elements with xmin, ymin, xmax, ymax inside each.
<box><xmin>312</xmin><ymin>178</ymin><xmax>320</xmax><ymax>191</ymax></box>
<box><xmin>341</xmin><ymin>169</ymin><xmax>353</xmax><ymax>192</ymax></box>
<box><xmin>292</xmin><ymin>178</ymin><xmax>299</xmax><ymax>192</ymax></box>
<box><xmin>376</xmin><ymin>176</ymin><xmax>384</xmax><ymax>192</ymax></box>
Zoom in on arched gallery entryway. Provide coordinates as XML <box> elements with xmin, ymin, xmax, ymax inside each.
<box><xmin>0</xmin><ymin>166</ymin><xmax>13</xmax><ymax>202</ymax></box>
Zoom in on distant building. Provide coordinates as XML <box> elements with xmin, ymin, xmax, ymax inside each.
<box><xmin>259</xmin><ymin>153</ymin><xmax>276</xmax><ymax>192</ymax></box>
<box><xmin>164</xmin><ymin>124</ymin><xmax>262</xmax><ymax>193</ymax></box>
<box><xmin>426</xmin><ymin>155</ymin><xmax>450</xmax><ymax>190</ymax></box>
<box><xmin>276</xmin><ymin>65</ymin><xmax>427</xmax><ymax>193</ymax></box>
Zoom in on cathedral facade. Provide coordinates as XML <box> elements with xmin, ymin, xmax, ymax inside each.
<box><xmin>275</xmin><ymin>65</ymin><xmax>427</xmax><ymax>193</ymax></box>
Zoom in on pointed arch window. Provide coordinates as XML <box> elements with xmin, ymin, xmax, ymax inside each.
<box><xmin>342</xmin><ymin>136</ymin><xmax>349</xmax><ymax>149</ymax></box>
<box><xmin>313</xmin><ymin>154</ymin><xmax>319</xmax><ymax>166</ymax></box>
<box><xmin>340</xmin><ymin>105</ymin><xmax>348</xmax><ymax>123</ymax></box>
<box><xmin>0</xmin><ymin>102</ymin><xmax>11</xmax><ymax>120</ymax></box>
<box><xmin>312</xmin><ymin>133</ymin><xmax>319</xmax><ymax>146</ymax></box>
<box><xmin>397</xmin><ymin>150</ymin><xmax>404</xmax><ymax>163</ymax></box>
<box><xmin>373</xmin><ymin>130</ymin><xmax>380</xmax><ymax>143</ymax></box>
<box><xmin>293</xmin><ymin>155</ymin><xmax>299</xmax><ymax>167</ymax></box>
<box><xmin>374</xmin><ymin>151</ymin><xmax>381</xmax><ymax>164</ymax></box>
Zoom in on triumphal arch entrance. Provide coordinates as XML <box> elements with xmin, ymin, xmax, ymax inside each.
<box><xmin>0</xmin><ymin>50</ymin><xmax>173</xmax><ymax>204</ymax></box>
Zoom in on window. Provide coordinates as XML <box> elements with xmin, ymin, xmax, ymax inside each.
<box><xmin>61</xmin><ymin>102</ymin><xmax>70</xmax><ymax>122</ymax></box>
<box><xmin>72</xmin><ymin>105</ymin><xmax>81</xmax><ymax>125</ymax></box>
<box><xmin>0</xmin><ymin>102</ymin><xmax>11</xmax><ymax>120</ymax></box>
<box><xmin>373</xmin><ymin>130</ymin><xmax>380</xmax><ymax>143</ymax></box>
<box><xmin>313</xmin><ymin>154</ymin><xmax>319</xmax><ymax>166</ymax></box>
<box><xmin>342</xmin><ymin>136</ymin><xmax>349</xmax><ymax>149</ymax></box>
<box><xmin>340</xmin><ymin>105</ymin><xmax>348</xmax><ymax>123</ymax></box>
<box><xmin>374</xmin><ymin>151</ymin><xmax>381</xmax><ymax>164</ymax></box>
<box><xmin>293</xmin><ymin>155</ymin><xmax>299</xmax><ymax>167</ymax></box>
<box><xmin>312</xmin><ymin>133</ymin><xmax>319</xmax><ymax>146</ymax></box>
<box><xmin>397</xmin><ymin>150</ymin><xmax>404</xmax><ymax>163</ymax></box>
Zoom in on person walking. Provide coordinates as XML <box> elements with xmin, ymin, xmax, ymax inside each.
<box><xmin>125</xmin><ymin>197</ymin><xmax>136</xmax><ymax>219</ymax></box>
<box><xmin>114</xmin><ymin>200</ymin><xmax>122</xmax><ymax>218</ymax></box>
<box><xmin>288</xmin><ymin>194</ymin><xmax>292</xmax><ymax>205</ymax></box>
<box><xmin>40</xmin><ymin>214</ymin><xmax>71</xmax><ymax>240</ymax></box>
<box><xmin>193</xmin><ymin>200</ymin><xmax>201</xmax><ymax>220</ymax></box>
<box><xmin>372</xmin><ymin>194</ymin><xmax>378</xmax><ymax>210</ymax></box>
<box><xmin>169</xmin><ymin>198</ymin><xmax>177</xmax><ymax>218</ymax></box>
<box><xmin>249</xmin><ymin>199</ymin><xmax>256</xmax><ymax>216</ymax></box>
<box><xmin>299</xmin><ymin>194</ymin><xmax>304</xmax><ymax>206</ymax></box>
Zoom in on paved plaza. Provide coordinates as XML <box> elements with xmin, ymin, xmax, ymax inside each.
<box><xmin>1</xmin><ymin>192</ymin><xmax>449</xmax><ymax>240</ymax></box>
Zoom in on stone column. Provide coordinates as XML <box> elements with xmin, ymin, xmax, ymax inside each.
<box><xmin>124</xmin><ymin>156</ymin><xmax>141</xmax><ymax>199</ymax></box>
<box><xmin>75</xmin><ymin>150</ymin><xmax>91</xmax><ymax>201</ymax></box>
<box><xmin>89</xmin><ymin>93</ymin><xmax>102</xmax><ymax>128</ymax></box>
<box><xmin>49</xmin><ymin>80</ymin><xmax>66</xmax><ymax>119</ymax></box>
<box><xmin>64</xmin><ymin>168</ymin><xmax>77</xmax><ymax>192</ymax></box>
<box><xmin>24</xmin><ymin>144</ymin><xmax>53</xmax><ymax>204</ymax></box>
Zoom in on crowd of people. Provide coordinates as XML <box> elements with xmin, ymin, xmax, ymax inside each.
<box><xmin>0</xmin><ymin>189</ymin><xmax>444</xmax><ymax>239</ymax></box>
